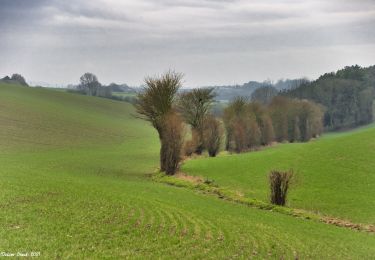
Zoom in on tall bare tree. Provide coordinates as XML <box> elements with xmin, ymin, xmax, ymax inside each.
<box><xmin>223</xmin><ymin>97</ymin><xmax>247</xmax><ymax>151</ymax></box>
<box><xmin>203</xmin><ymin>115</ymin><xmax>223</xmax><ymax>157</ymax></box>
<box><xmin>178</xmin><ymin>88</ymin><xmax>215</xmax><ymax>154</ymax></box>
<box><xmin>79</xmin><ymin>73</ymin><xmax>100</xmax><ymax>96</ymax></box>
<box><xmin>135</xmin><ymin>71</ymin><xmax>183</xmax><ymax>173</ymax></box>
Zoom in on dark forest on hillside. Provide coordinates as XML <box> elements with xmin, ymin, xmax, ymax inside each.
<box><xmin>282</xmin><ymin>65</ymin><xmax>375</xmax><ymax>130</ymax></box>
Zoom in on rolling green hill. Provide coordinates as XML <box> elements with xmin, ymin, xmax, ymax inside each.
<box><xmin>183</xmin><ymin>124</ymin><xmax>375</xmax><ymax>225</ymax></box>
<box><xmin>1</xmin><ymin>83</ymin><xmax>374</xmax><ymax>258</ymax></box>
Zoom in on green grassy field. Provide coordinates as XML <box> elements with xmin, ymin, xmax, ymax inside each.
<box><xmin>183</xmin><ymin>124</ymin><xmax>375</xmax><ymax>225</ymax></box>
<box><xmin>1</xmin><ymin>83</ymin><xmax>374</xmax><ymax>258</ymax></box>
<box><xmin>112</xmin><ymin>91</ymin><xmax>137</xmax><ymax>98</ymax></box>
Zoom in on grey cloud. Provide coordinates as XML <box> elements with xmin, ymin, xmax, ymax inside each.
<box><xmin>0</xmin><ymin>0</ymin><xmax>374</xmax><ymax>86</ymax></box>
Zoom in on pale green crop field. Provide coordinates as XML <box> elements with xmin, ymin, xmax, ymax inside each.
<box><xmin>112</xmin><ymin>91</ymin><xmax>137</xmax><ymax>98</ymax></box>
<box><xmin>0</xmin><ymin>83</ymin><xmax>374</xmax><ymax>259</ymax></box>
<box><xmin>183</xmin><ymin>123</ymin><xmax>375</xmax><ymax>225</ymax></box>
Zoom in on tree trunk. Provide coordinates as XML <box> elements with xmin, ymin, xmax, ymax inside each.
<box><xmin>193</xmin><ymin>128</ymin><xmax>204</xmax><ymax>154</ymax></box>
<box><xmin>160</xmin><ymin>139</ymin><xmax>167</xmax><ymax>172</ymax></box>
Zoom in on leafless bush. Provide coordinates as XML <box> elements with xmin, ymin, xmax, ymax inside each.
<box><xmin>203</xmin><ymin>115</ymin><xmax>223</xmax><ymax>157</ymax></box>
<box><xmin>269</xmin><ymin>170</ymin><xmax>293</xmax><ymax>206</ymax></box>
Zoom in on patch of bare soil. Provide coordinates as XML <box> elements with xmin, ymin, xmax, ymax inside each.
<box><xmin>175</xmin><ymin>172</ymin><xmax>204</xmax><ymax>184</ymax></box>
<box><xmin>322</xmin><ymin>217</ymin><xmax>375</xmax><ymax>233</ymax></box>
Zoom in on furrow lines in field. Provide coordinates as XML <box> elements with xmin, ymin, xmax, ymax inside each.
<box><xmin>149</xmin><ymin>205</ymin><xmax>227</xmax><ymax>258</ymax></box>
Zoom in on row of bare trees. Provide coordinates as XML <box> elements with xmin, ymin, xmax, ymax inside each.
<box><xmin>269</xmin><ymin>96</ymin><xmax>324</xmax><ymax>143</ymax></box>
<box><xmin>135</xmin><ymin>71</ymin><xmax>324</xmax><ymax>175</ymax></box>
<box><xmin>224</xmin><ymin>96</ymin><xmax>324</xmax><ymax>153</ymax></box>
<box><xmin>223</xmin><ymin>97</ymin><xmax>275</xmax><ymax>152</ymax></box>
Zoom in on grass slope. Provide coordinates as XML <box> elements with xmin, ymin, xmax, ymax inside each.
<box><xmin>1</xmin><ymin>83</ymin><xmax>374</xmax><ymax>258</ymax></box>
<box><xmin>183</xmin><ymin>124</ymin><xmax>375</xmax><ymax>225</ymax></box>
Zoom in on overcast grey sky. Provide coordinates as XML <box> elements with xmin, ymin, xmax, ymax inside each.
<box><xmin>1</xmin><ymin>0</ymin><xmax>374</xmax><ymax>87</ymax></box>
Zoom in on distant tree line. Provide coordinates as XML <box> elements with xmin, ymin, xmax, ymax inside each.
<box><xmin>281</xmin><ymin>65</ymin><xmax>375</xmax><ymax>130</ymax></box>
<box><xmin>68</xmin><ymin>72</ymin><xmax>137</xmax><ymax>104</ymax></box>
<box><xmin>1</xmin><ymin>74</ymin><xmax>28</xmax><ymax>86</ymax></box>
<box><xmin>208</xmin><ymin>78</ymin><xmax>309</xmax><ymax>102</ymax></box>
<box><xmin>250</xmin><ymin>85</ymin><xmax>278</xmax><ymax>104</ymax></box>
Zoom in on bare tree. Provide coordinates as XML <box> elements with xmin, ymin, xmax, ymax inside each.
<box><xmin>79</xmin><ymin>73</ymin><xmax>101</xmax><ymax>96</ymax></box>
<box><xmin>178</xmin><ymin>88</ymin><xmax>215</xmax><ymax>154</ymax></box>
<box><xmin>292</xmin><ymin>116</ymin><xmax>301</xmax><ymax>142</ymax></box>
<box><xmin>260</xmin><ymin>115</ymin><xmax>275</xmax><ymax>145</ymax></box>
<box><xmin>269</xmin><ymin>97</ymin><xmax>290</xmax><ymax>142</ymax></box>
<box><xmin>247</xmin><ymin>119</ymin><xmax>261</xmax><ymax>148</ymax></box>
<box><xmin>134</xmin><ymin>71</ymin><xmax>183</xmax><ymax>172</ymax></box>
<box><xmin>223</xmin><ymin>97</ymin><xmax>247</xmax><ymax>151</ymax></box>
<box><xmin>203</xmin><ymin>115</ymin><xmax>223</xmax><ymax>157</ymax></box>
<box><xmin>232</xmin><ymin>119</ymin><xmax>247</xmax><ymax>153</ymax></box>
